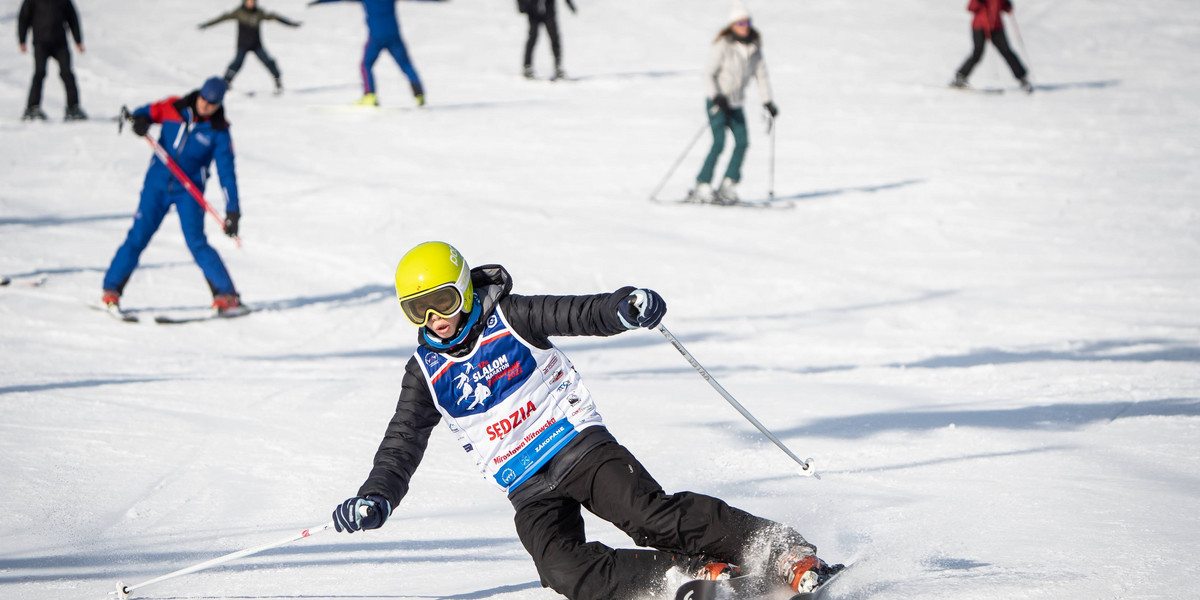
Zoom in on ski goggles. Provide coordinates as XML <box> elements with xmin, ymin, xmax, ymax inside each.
<box><xmin>400</xmin><ymin>284</ymin><xmax>465</xmax><ymax>326</ymax></box>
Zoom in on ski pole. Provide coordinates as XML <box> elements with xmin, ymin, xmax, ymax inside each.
<box><xmin>119</xmin><ymin>107</ymin><xmax>241</xmax><ymax>248</ymax></box>
<box><xmin>111</xmin><ymin>521</ymin><xmax>334</xmax><ymax>599</ymax></box>
<box><xmin>767</xmin><ymin>113</ymin><xmax>777</xmax><ymax>202</ymax></box>
<box><xmin>1007</xmin><ymin>11</ymin><xmax>1033</xmax><ymax>77</ymax></box>
<box><xmin>648</xmin><ymin>119</ymin><xmax>710</xmax><ymax>202</ymax></box>
<box><xmin>656</xmin><ymin>324</ymin><xmax>818</xmax><ymax>478</ymax></box>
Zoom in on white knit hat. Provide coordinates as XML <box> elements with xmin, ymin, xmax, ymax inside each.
<box><xmin>729</xmin><ymin>0</ymin><xmax>751</xmax><ymax>24</ymax></box>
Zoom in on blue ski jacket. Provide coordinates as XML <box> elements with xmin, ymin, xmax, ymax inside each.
<box><xmin>133</xmin><ymin>92</ymin><xmax>239</xmax><ymax>213</ymax></box>
<box><xmin>310</xmin><ymin>0</ymin><xmax>401</xmax><ymax>39</ymax></box>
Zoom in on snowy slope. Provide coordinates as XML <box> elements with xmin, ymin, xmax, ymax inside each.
<box><xmin>2</xmin><ymin>1</ymin><xmax>1198</xmax><ymax>599</ymax></box>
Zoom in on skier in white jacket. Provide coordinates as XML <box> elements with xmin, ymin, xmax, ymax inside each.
<box><xmin>690</xmin><ymin>1</ymin><xmax>777</xmax><ymax>205</ymax></box>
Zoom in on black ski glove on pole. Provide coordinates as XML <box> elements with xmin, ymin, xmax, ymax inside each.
<box><xmin>617</xmin><ymin>289</ymin><xmax>667</xmax><ymax>329</ymax></box>
<box><xmin>332</xmin><ymin>495</ymin><xmax>391</xmax><ymax>533</ymax></box>
<box><xmin>223</xmin><ymin>211</ymin><xmax>240</xmax><ymax>237</ymax></box>
<box><xmin>131</xmin><ymin>114</ymin><xmax>151</xmax><ymax>136</ymax></box>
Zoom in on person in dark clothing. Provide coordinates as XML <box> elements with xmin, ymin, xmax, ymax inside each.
<box><xmin>518</xmin><ymin>0</ymin><xmax>576</xmax><ymax>80</ymax></box>
<box><xmin>17</xmin><ymin>0</ymin><xmax>86</xmax><ymax>121</ymax></box>
<box><xmin>200</xmin><ymin>0</ymin><xmax>301</xmax><ymax>94</ymax></box>
<box><xmin>329</xmin><ymin>241</ymin><xmax>843</xmax><ymax>600</ymax></box>
<box><xmin>951</xmin><ymin>0</ymin><xmax>1032</xmax><ymax>93</ymax></box>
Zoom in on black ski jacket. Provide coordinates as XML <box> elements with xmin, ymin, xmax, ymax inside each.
<box><xmin>200</xmin><ymin>6</ymin><xmax>299</xmax><ymax>50</ymax></box>
<box><xmin>356</xmin><ymin>264</ymin><xmax>635</xmax><ymax>508</ymax></box>
<box><xmin>17</xmin><ymin>0</ymin><xmax>82</xmax><ymax>46</ymax></box>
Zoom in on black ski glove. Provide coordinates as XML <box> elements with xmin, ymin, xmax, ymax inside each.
<box><xmin>332</xmin><ymin>495</ymin><xmax>391</xmax><ymax>533</ymax></box>
<box><xmin>764</xmin><ymin>101</ymin><xmax>779</xmax><ymax>118</ymax></box>
<box><xmin>223</xmin><ymin>211</ymin><xmax>240</xmax><ymax>237</ymax></box>
<box><xmin>617</xmin><ymin>288</ymin><xmax>667</xmax><ymax>330</ymax></box>
<box><xmin>131</xmin><ymin>114</ymin><xmax>151</xmax><ymax>136</ymax></box>
<box><xmin>713</xmin><ymin>94</ymin><xmax>730</xmax><ymax>113</ymax></box>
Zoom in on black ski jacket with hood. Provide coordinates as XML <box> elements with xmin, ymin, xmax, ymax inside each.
<box><xmin>356</xmin><ymin>264</ymin><xmax>636</xmax><ymax>509</ymax></box>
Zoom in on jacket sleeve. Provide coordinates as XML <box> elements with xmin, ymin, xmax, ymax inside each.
<box><xmin>18</xmin><ymin>0</ymin><xmax>32</xmax><ymax>44</ymax></box>
<box><xmin>134</xmin><ymin>98</ymin><xmax>171</xmax><ymax>122</ymax></box>
<box><xmin>200</xmin><ymin>11</ymin><xmax>235</xmax><ymax>28</ymax></box>
<box><xmin>356</xmin><ymin>356</ymin><xmax>443</xmax><ymax>507</ymax></box>
<box><xmin>704</xmin><ymin>39</ymin><xmax>725</xmax><ymax>99</ymax></box>
<box><xmin>753</xmin><ymin>45</ymin><xmax>773</xmax><ymax>105</ymax></box>
<box><xmin>502</xmin><ymin>286</ymin><xmax>636</xmax><ymax>349</ymax></box>
<box><xmin>212</xmin><ymin>128</ymin><xmax>240</xmax><ymax>214</ymax></box>
<box><xmin>270</xmin><ymin>12</ymin><xmax>301</xmax><ymax>27</ymax></box>
<box><xmin>65</xmin><ymin>0</ymin><xmax>82</xmax><ymax>44</ymax></box>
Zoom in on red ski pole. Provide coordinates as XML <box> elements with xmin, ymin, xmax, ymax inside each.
<box><xmin>121</xmin><ymin>107</ymin><xmax>241</xmax><ymax>247</ymax></box>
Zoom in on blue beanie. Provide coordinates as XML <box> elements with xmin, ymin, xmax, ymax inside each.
<box><xmin>200</xmin><ymin>77</ymin><xmax>227</xmax><ymax>104</ymax></box>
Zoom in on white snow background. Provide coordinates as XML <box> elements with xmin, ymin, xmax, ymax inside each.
<box><xmin>2</xmin><ymin>0</ymin><xmax>1198</xmax><ymax>599</ymax></box>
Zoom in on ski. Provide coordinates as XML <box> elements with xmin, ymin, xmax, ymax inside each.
<box><xmin>674</xmin><ymin>566</ymin><xmax>848</xmax><ymax>600</ymax></box>
<box><xmin>948</xmin><ymin>84</ymin><xmax>1005</xmax><ymax>95</ymax></box>
<box><xmin>89</xmin><ymin>302</ymin><xmax>140</xmax><ymax>323</ymax></box>
<box><xmin>652</xmin><ymin>196</ymin><xmax>795</xmax><ymax>210</ymax></box>
<box><xmin>1</xmin><ymin>274</ymin><xmax>48</xmax><ymax>287</ymax></box>
<box><xmin>153</xmin><ymin>306</ymin><xmax>252</xmax><ymax>324</ymax></box>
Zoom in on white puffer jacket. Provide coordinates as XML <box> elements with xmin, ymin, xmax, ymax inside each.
<box><xmin>704</xmin><ymin>34</ymin><xmax>773</xmax><ymax>109</ymax></box>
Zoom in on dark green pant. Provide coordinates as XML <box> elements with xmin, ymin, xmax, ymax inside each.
<box><xmin>697</xmin><ymin>99</ymin><xmax>748</xmax><ymax>185</ymax></box>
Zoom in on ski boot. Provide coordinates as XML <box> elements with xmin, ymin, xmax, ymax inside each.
<box><xmin>274</xmin><ymin>78</ymin><xmax>283</xmax><ymax>96</ymax></box>
<box><xmin>687</xmin><ymin>182</ymin><xmax>715</xmax><ymax>204</ymax></box>
<box><xmin>22</xmin><ymin>106</ymin><xmax>48</xmax><ymax>121</ymax></box>
<box><xmin>212</xmin><ymin>293</ymin><xmax>249</xmax><ymax>317</ymax></box>
<box><xmin>411</xmin><ymin>82</ymin><xmax>425</xmax><ymax>107</ymax></box>
<box><xmin>522</xmin><ymin>64</ymin><xmax>535</xmax><ymax>80</ymax></box>
<box><xmin>693</xmin><ymin>561</ymin><xmax>739</xmax><ymax>581</ymax></box>
<box><xmin>663</xmin><ymin>556</ymin><xmax>740</xmax><ymax>596</ymax></box>
<box><xmin>950</xmin><ymin>73</ymin><xmax>969</xmax><ymax>89</ymax></box>
<box><xmin>776</xmin><ymin>547</ymin><xmax>843</xmax><ymax>593</ymax></box>
<box><xmin>65</xmin><ymin>105</ymin><xmax>88</xmax><ymax>121</ymax></box>
<box><xmin>716</xmin><ymin>177</ymin><xmax>739</xmax><ymax>205</ymax></box>
<box><xmin>551</xmin><ymin>66</ymin><xmax>567</xmax><ymax>81</ymax></box>
<box><xmin>1019</xmin><ymin>78</ymin><xmax>1034</xmax><ymax>94</ymax></box>
<box><xmin>102</xmin><ymin>290</ymin><xmax>121</xmax><ymax>309</ymax></box>
<box><xmin>355</xmin><ymin>92</ymin><xmax>378</xmax><ymax>106</ymax></box>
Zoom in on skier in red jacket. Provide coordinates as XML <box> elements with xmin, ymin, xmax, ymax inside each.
<box><xmin>951</xmin><ymin>0</ymin><xmax>1032</xmax><ymax>93</ymax></box>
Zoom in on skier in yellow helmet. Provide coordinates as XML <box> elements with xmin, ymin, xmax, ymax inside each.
<box><xmin>331</xmin><ymin>241</ymin><xmax>843</xmax><ymax>600</ymax></box>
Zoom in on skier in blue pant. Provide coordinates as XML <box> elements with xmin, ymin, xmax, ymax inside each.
<box><xmin>308</xmin><ymin>0</ymin><xmax>424</xmax><ymax>107</ymax></box>
<box><xmin>101</xmin><ymin>77</ymin><xmax>246</xmax><ymax>316</ymax></box>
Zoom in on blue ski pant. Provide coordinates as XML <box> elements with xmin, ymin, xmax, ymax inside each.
<box><xmin>103</xmin><ymin>182</ymin><xmax>236</xmax><ymax>296</ymax></box>
<box><xmin>696</xmin><ymin>99</ymin><xmax>748</xmax><ymax>185</ymax></box>
<box><xmin>361</xmin><ymin>34</ymin><xmax>422</xmax><ymax>95</ymax></box>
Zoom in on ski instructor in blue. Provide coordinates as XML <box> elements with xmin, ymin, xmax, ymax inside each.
<box><xmin>331</xmin><ymin>241</ymin><xmax>843</xmax><ymax>600</ymax></box>
<box><xmin>101</xmin><ymin>77</ymin><xmax>245</xmax><ymax>316</ymax></box>
<box><xmin>307</xmin><ymin>0</ymin><xmax>424</xmax><ymax>107</ymax></box>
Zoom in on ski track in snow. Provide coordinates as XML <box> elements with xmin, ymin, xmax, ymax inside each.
<box><xmin>2</xmin><ymin>1</ymin><xmax>1199</xmax><ymax>599</ymax></box>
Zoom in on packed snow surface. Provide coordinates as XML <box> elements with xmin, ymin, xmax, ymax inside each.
<box><xmin>2</xmin><ymin>1</ymin><xmax>1198</xmax><ymax>599</ymax></box>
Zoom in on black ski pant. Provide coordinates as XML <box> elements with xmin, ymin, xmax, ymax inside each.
<box><xmin>512</xmin><ymin>440</ymin><xmax>812</xmax><ymax>600</ymax></box>
<box><xmin>523</xmin><ymin>11</ymin><xmax>562</xmax><ymax>68</ymax></box>
<box><xmin>224</xmin><ymin>46</ymin><xmax>281</xmax><ymax>83</ymax></box>
<box><xmin>957</xmin><ymin>28</ymin><xmax>1027</xmax><ymax>81</ymax></box>
<box><xmin>27</xmin><ymin>40</ymin><xmax>80</xmax><ymax>109</ymax></box>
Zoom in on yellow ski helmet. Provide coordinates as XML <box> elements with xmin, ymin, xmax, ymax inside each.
<box><xmin>394</xmin><ymin>241</ymin><xmax>474</xmax><ymax>326</ymax></box>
